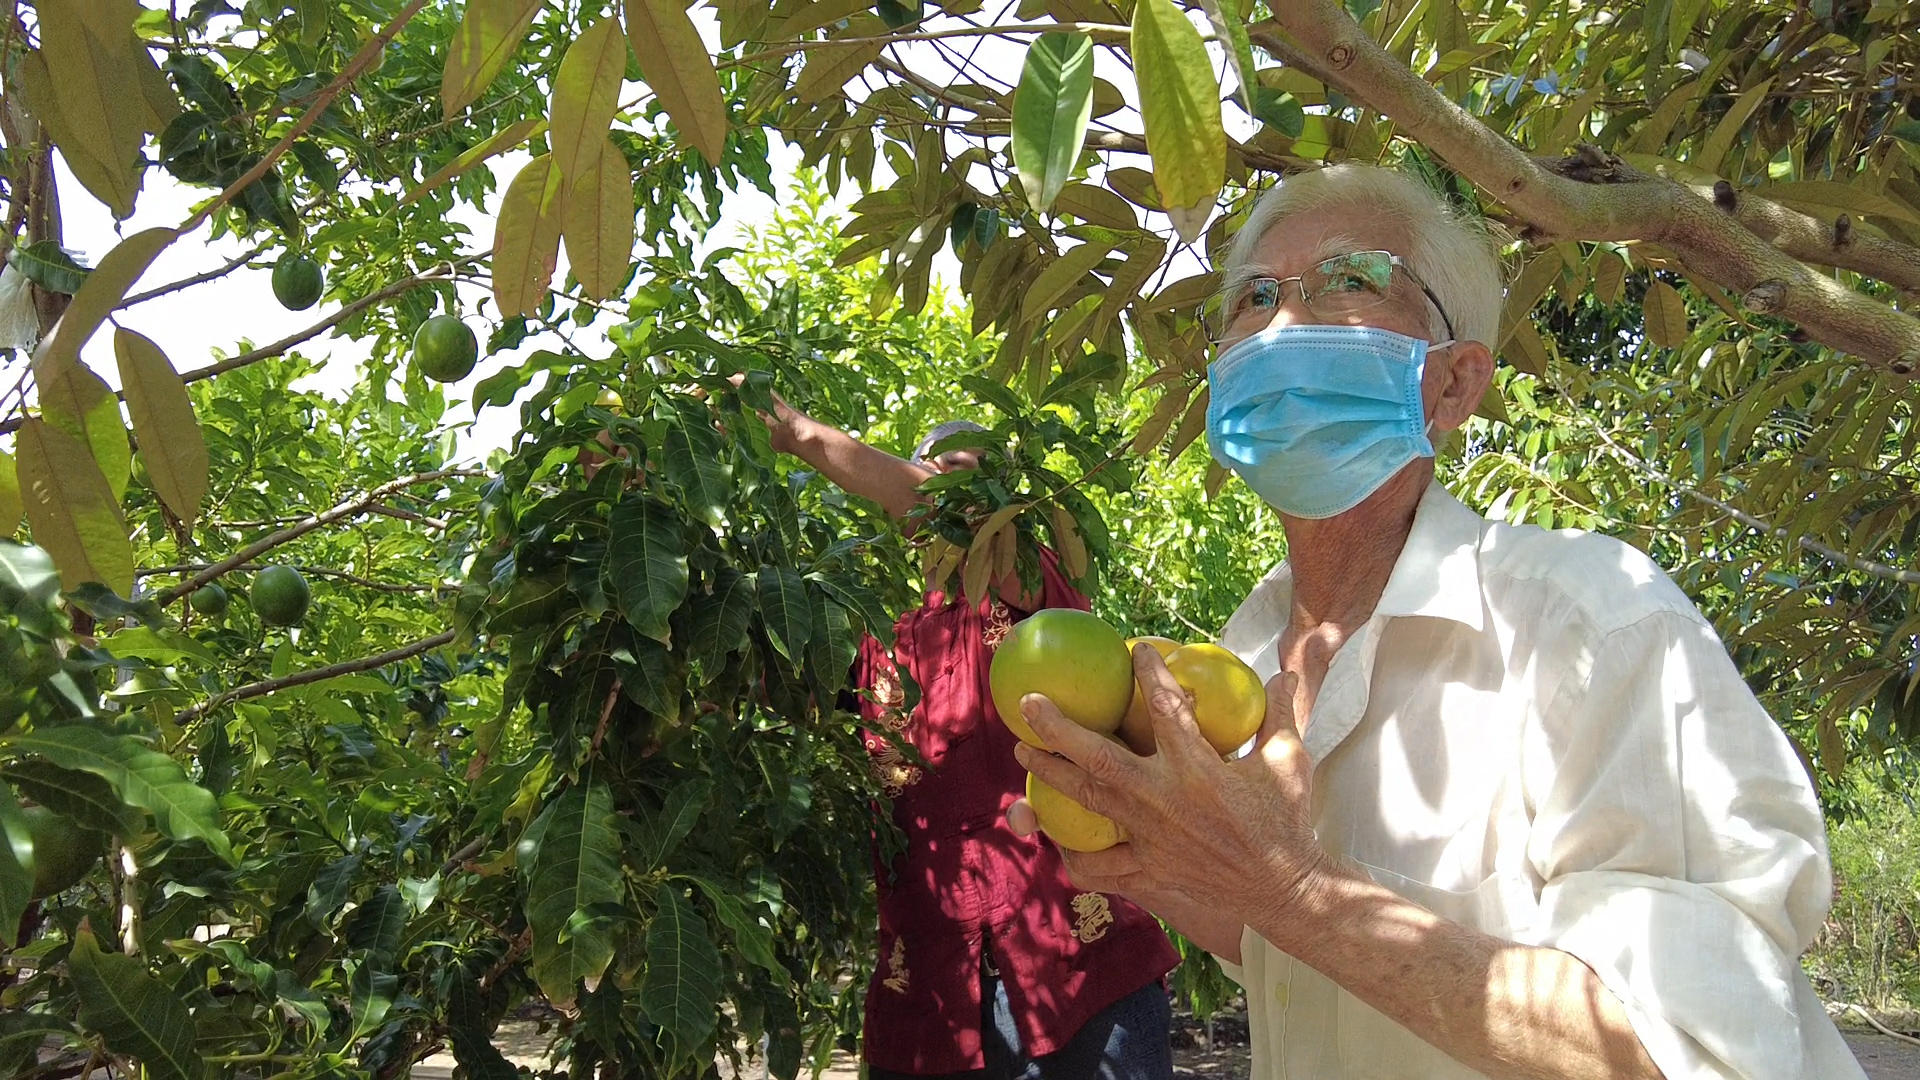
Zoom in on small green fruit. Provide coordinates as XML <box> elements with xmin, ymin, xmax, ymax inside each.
<box><xmin>271</xmin><ymin>253</ymin><xmax>324</xmax><ymax>311</ymax></box>
<box><xmin>189</xmin><ymin>583</ymin><xmax>229</xmax><ymax>616</ymax></box>
<box><xmin>413</xmin><ymin>315</ymin><xmax>478</xmax><ymax>382</ymax></box>
<box><xmin>252</xmin><ymin>565</ymin><xmax>311</xmax><ymax>627</ymax></box>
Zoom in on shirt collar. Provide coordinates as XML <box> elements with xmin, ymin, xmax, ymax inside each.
<box><xmin>1371</xmin><ymin>481</ymin><xmax>1486</xmax><ymax>631</ymax></box>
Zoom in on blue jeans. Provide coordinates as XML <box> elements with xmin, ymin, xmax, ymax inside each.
<box><xmin>868</xmin><ymin>973</ymin><xmax>1173</xmax><ymax>1080</ymax></box>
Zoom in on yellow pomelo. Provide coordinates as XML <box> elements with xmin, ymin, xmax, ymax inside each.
<box><xmin>1027</xmin><ymin>770</ymin><xmax>1127</xmax><ymax>853</ymax></box>
<box><xmin>1165</xmin><ymin>643</ymin><xmax>1266</xmax><ymax>756</ymax></box>
<box><xmin>1117</xmin><ymin>635</ymin><xmax>1183</xmax><ymax>754</ymax></box>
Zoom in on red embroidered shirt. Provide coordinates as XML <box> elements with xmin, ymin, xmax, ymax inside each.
<box><xmin>854</xmin><ymin>552</ymin><xmax>1181</xmax><ymax>1073</ymax></box>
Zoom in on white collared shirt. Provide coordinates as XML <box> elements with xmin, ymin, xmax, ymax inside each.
<box><xmin>1211</xmin><ymin>482</ymin><xmax>1864</xmax><ymax>1079</ymax></box>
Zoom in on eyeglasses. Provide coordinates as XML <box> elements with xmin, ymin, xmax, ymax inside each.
<box><xmin>1201</xmin><ymin>250</ymin><xmax>1457</xmax><ymax>346</ymax></box>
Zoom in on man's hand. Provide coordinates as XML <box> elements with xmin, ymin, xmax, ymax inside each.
<box><xmin>726</xmin><ymin>371</ymin><xmax>801</xmax><ymax>455</ymax></box>
<box><xmin>1009</xmin><ymin>644</ymin><xmax>1331</xmax><ymax>928</ymax></box>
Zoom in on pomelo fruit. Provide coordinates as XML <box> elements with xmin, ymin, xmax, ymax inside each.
<box><xmin>189</xmin><ymin>582</ymin><xmax>229</xmax><ymax>616</ymax></box>
<box><xmin>1026</xmin><ymin>769</ymin><xmax>1126</xmax><ymax>853</ymax></box>
<box><xmin>1117</xmin><ymin>635</ymin><xmax>1183</xmax><ymax>754</ymax></box>
<box><xmin>1165</xmin><ymin>643</ymin><xmax>1266</xmax><ymax>756</ymax></box>
<box><xmin>271</xmin><ymin>253</ymin><xmax>324</xmax><ymax>310</ymax></box>
<box><xmin>413</xmin><ymin>315</ymin><xmax>478</xmax><ymax>382</ymax></box>
<box><xmin>252</xmin><ymin>565</ymin><xmax>311</xmax><ymax>626</ymax></box>
<box><xmin>989</xmin><ymin>608</ymin><xmax>1133</xmax><ymax>747</ymax></box>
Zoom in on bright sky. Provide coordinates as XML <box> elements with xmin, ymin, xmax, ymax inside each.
<box><xmin>29</xmin><ymin>6</ymin><xmax>1236</xmax><ymax>466</ymax></box>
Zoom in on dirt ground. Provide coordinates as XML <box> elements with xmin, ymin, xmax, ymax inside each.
<box><xmin>408</xmin><ymin>1009</ymin><xmax>1920</xmax><ymax>1080</ymax></box>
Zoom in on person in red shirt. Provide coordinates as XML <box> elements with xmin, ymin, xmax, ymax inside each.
<box><xmin>745</xmin><ymin>391</ymin><xmax>1180</xmax><ymax>1080</ymax></box>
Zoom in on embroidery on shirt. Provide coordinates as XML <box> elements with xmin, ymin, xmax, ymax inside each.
<box><xmin>982</xmin><ymin>600</ymin><xmax>1014</xmax><ymax>650</ymax></box>
<box><xmin>883</xmin><ymin>937</ymin><xmax>910</xmax><ymax>994</ymax></box>
<box><xmin>870</xmin><ymin>739</ymin><xmax>922</xmax><ymax>796</ymax></box>
<box><xmin>870</xmin><ymin>662</ymin><xmax>911</xmax><ymax>732</ymax></box>
<box><xmin>1070</xmin><ymin>892</ymin><xmax>1113</xmax><ymax>943</ymax></box>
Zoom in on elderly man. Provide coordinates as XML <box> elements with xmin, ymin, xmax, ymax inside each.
<box><xmin>1008</xmin><ymin>164</ymin><xmax>1865</xmax><ymax>1080</ymax></box>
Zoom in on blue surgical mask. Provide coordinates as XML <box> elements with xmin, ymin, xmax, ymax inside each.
<box><xmin>1205</xmin><ymin>324</ymin><xmax>1442</xmax><ymax>519</ymax></box>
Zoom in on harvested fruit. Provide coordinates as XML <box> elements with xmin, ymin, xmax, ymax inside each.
<box><xmin>1117</xmin><ymin>635</ymin><xmax>1182</xmax><ymax>754</ymax></box>
<box><xmin>989</xmin><ymin>608</ymin><xmax>1133</xmax><ymax>747</ymax></box>
<box><xmin>1026</xmin><ymin>770</ymin><xmax>1126</xmax><ymax>853</ymax></box>
<box><xmin>1165</xmin><ymin>643</ymin><xmax>1265</xmax><ymax>756</ymax></box>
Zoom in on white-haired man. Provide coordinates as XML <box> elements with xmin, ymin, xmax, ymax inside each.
<box><xmin>1009</xmin><ymin>164</ymin><xmax>1866</xmax><ymax>1080</ymax></box>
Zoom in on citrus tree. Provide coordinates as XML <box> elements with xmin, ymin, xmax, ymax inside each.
<box><xmin>5</xmin><ymin>0</ymin><xmax>1920</xmax><ymax>1075</ymax></box>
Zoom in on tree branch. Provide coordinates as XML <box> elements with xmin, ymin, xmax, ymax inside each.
<box><xmin>156</xmin><ymin>468</ymin><xmax>485</xmax><ymax>603</ymax></box>
<box><xmin>1589</xmin><ymin>426</ymin><xmax>1920</xmax><ymax>586</ymax></box>
<box><xmin>117</xmin><ymin>238</ymin><xmax>275</xmax><ymax>309</ymax></box>
<box><xmin>175</xmin><ymin>629</ymin><xmax>455</xmax><ymax>723</ymax></box>
<box><xmin>1246</xmin><ymin>13</ymin><xmax>1920</xmax><ymax>373</ymax></box>
<box><xmin>138</xmin><ymin>562</ymin><xmax>457</xmax><ymax>594</ymax></box>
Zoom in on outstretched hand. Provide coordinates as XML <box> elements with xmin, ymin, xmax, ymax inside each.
<box><xmin>1008</xmin><ymin>643</ymin><xmax>1330</xmax><ymax>924</ymax></box>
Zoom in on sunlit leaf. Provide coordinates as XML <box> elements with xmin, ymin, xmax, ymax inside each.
<box><xmin>3</xmin><ymin>724</ymin><xmax>232</xmax><ymax>861</ymax></box>
<box><xmin>549</xmin><ymin>17</ymin><xmax>627</xmax><ymax>190</ymax></box>
<box><xmin>15</xmin><ymin>419</ymin><xmax>132</xmax><ymax>596</ymax></box>
<box><xmin>114</xmin><ymin>329</ymin><xmax>207</xmax><ymax>528</ymax></box>
<box><xmin>1643</xmin><ymin>279</ymin><xmax>1689</xmax><ymax>348</ymax></box>
<box><xmin>1131</xmin><ymin>0</ymin><xmax>1224</xmax><ymax>243</ymax></box>
<box><xmin>441</xmin><ymin>0</ymin><xmax>544</xmax><ymax>119</ymax></box>
<box><xmin>0</xmin><ymin>450</ymin><xmax>19</xmax><ymax>539</ymax></box>
<box><xmin>1020</xmin><ymin>239</ymin><xmax>1113</xmax><ymax>324</ymax></box>
<box><xmin>563</xmin><ymin>136</ymin><xmax>637</xmax><ymax>301</ymax></box>
<box><xmin>492</xmin><ymin>154</ymin><xmax>566</xmax><ymax>318</ymax></box>
<box><xmin>33</xmin><ymin>227</ymin><xmax>176</xmax><ymax>388</ymax></box>
<box><xmin>1</xmin><ymin>760</ymin><xmax>144</xmax><ymax>837</ymax></box>
<box><xmin>625</xmin><ymin>0</ymin><xmax>730</xmax><ymax>161</ymax></box>
<box><xmin>679</xmin><ymin>873</ymin><xmax>783</xmax><ymax>979</ymax></box>
<box><xmin>401</xmin><ymin>119</ymin><xmax>544</xmax><ymax>205</ymax></box>
<box><xmin>1196</xmin><ymin>0</ymin><xmax>1256</xmax><ymax>112</ymax></box>
<box><xmin>1011</xmin><ymin>33</ymin><xmax>1095</xmax><ymax>214</ymax></box>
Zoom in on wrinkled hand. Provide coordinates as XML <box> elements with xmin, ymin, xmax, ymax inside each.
<box><xmin>1008</xmin><ymin>644</ymin><xmax>1330</xmax><ymax>925</ymax></box>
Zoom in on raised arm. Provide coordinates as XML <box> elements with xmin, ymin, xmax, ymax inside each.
<box><xmin>747</xmin><ymin>385</ymin><xmax>933</xmax><ymax>521</ymax></box>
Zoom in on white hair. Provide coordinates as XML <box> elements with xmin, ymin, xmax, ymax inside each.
<box><xmin>1221</xmin><ymin>165</ymin><xmax>1504</xmax><ymax>347</ymax></box>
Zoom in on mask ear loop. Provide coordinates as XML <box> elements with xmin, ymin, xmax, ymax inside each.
<box><xmin>1420</xmin><ymin>339</ymin><xmax>1457</xmax><ymax>439</ymax></box>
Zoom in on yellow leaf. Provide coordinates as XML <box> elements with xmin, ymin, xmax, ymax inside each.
<box><xmin>1141</xmin><ymin>270</ymin><xmax>1220</xmax><ymax>316</ymax></box>
<box><xmin>1502</xmin><ymin>317</ymin><xmax>1549</xmax><ymax>375</ymax></box>
<box><xmin>1817</xmin><ymin>712</ymin><xmax>1845</xmax><ymax>782</ymax></box>
<box><xmin>1754</xmin><ymin>180</ymin><xmax>1920</xmax><ymax>227</ymax></box>
<box><xmin>1497</xmin><ymin>252</ymin><xmax>1560</xmax><ymax>348</ymax></box>
<box><xmin>1105</xmin><ymin>166</ymin><xmax>1163</xmax><ymax>211</ymax></box>
<box><xmin>402</xmin><ymin>119</ymin><xmax>545</xmax><ymax>205</ymax></box>
<box><xmin>1048</xmin><ymin>503</ymin><xmax>1089</xmax><ymax>583</ymax></box>
<box><xmin>1090</xmin><ymin>236</ymin><xmax>1166</xmax><ymax>342</ymax></box>
<box><xmin>493</xmin><ymin>154</ymin><xmax>567</xmax><ymax>318</ymax></box>
<box><xmin>1643</xmin><ymin>279</ymin><xmax>1689</xmax><ymax>348</ymax></box>
<box><xmin>132</xmin><ymin>40</ymin><xmax>182</xmax><ymax>135</ymax></box>
<box><xmin>1591</xmin><ymin>249</ymin><xmax>1628</xmax><ymax>305</ymax></box>
<box><xmin>1054</xmin><ymin>183</ymin><xmax>1138</xmax><ymax>230</ymax></box>
<box><xmin>27</xmin><ymin>0</ymin><xmax>146</xmax><ymax>217</ymax></box>
<box><xmin>1020</xmin><ymin>240</ymin><xmax>1114</xmax><ymax>324</ymax></box>
<box><xmin>926</xmin><ymin>539</ymin><xmax>961</xmax><ymax>597</ymax></box>
<box><xmin>1131</xmin><ymin>381</ymin><xmax>1192</xmax><ymax>454</ymax></box>
<box><xmin>992</xmin><ymin>520</ymin><xmax>1017</xmax><ymax>583</ymax></box>
<box><xmin>965</xmin><ymin>504</ymin><xmax>1025</xmax><ymax>607</ymax></box>
<box><xmin>33</xmin><ymin>227</ymin><xmax>177</xmax><ymax>379</ymax></box>
<box><xmin>35</xmin><ymin>358</ymin><xmax>130</xmax><ymax>503</ymax></box>
<box><xmin>550</xmin><ymin>18</ymin><xmax>628</xmax><ymax>190</ymax></box>
<box><xmin>772</xmin><ymin>0</ymin><xmax>870</xmax><ymax>38</ymax></box>
<box><xmin>114</xmin><ymin>329</ymin><xmax>208</xmax><ymax>528</ymax></box>
<box><xmin>1132</xmin><ymin>0</ymin><xmax>1224</xmax><ymax>242</ymax></box>
<box><xmin>0</xmin><ymin>450</ymin><xmax>19</xmax><ymax>538</ymax></box>
<box><xmin>1629</xmin><ymin>77</ymin><xmax>1703</xmax><ymax>155</ymax></box>
<box><xmin>794</xmin><ymin>40</ymin><xmax>884</xmax><ymax>103</ymax></box>
<box><xmin>441</xmin><ymin>0</ymin><xmax>545</xmax><ymax>120</ymax></box>
<box><xmin>625</xmin><ymin>0</ymin><xmax>731</xmax><ymax>162</ymax></box>
<box><xmin>563</xmin><ymin>139</ymin><xmax>637</xmax><ymax>302</ymax></box>
<box><xmin>16</xmin><ymin>418</ymin><xmax>133</xmax><ymax>597</ymax></box>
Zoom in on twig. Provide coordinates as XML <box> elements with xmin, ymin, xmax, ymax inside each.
<box><xmin>439</xmin><ymin>836</ymin><xmax>488</xmax><ymax>876</ymax></box>
<box><xmin>118</xmin><ymin>238</ymin><xmax>274</xmax><ymax>308</ymax></box>
<box><xmin>156</xmin><ymin>468</ymin><xmax>485</xmax><ymax>603</ymax></box>
<box><xmin>719</xmin><ymin>21</ymin><xmax>1129</xmax><ymax>73</ymax></box>
<box><xmin>1840</xmin><ymin>1002</ymin><xmax>1920</xmax><ymax>1048</ymax></box>
<box><xmin>363</xmin><ymin>503</ymin><xmax>452</xmax><ymax>531</ymax></box>
<box><xmin>136</xmin><ymin>562</ymin><xmax>457</xmax><ymax>594</ymax></box>
<box><xmin>175</xmin><ymin>629</ymin><xmax>455</xmax><ymax>723</ymax></box>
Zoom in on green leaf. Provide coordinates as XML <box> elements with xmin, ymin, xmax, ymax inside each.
<box><xmin>614</xmin><ymin>634</ymin><xmax>683</xmax><ymax>718</ymax></box>
<box><xmin>957</xmin><ymin>373</ymin><xmax>1026</xmax><ymax>419</ymax></box>
<box><xmin>1132</xmin><ymin>0</ymin><xmax>1225</xmax><ymax>243</ymax></box>
<box><xmin>756</xmin><ymin>566</ymin><xmax>811</xmax><ymax>662</ymax></box>
<box><xmin>633</xmin><ymin>778</ymin><xmax>710</xmax><ymax>872</ymax></box>
<box><xmin>9</xmin><ymin>241</ymin><xmax>90</xmax><ymax>295</ymax></box>
<box><xmin>687</xmin><ymin>567</ymin><xmax>756</xmax><ymax>671</ymax></box>
<box><xmin>1643</xmin><ymin>279</ymin><xmax>1689</xmax><ymax>348</ymax></box>
<box><xmin>446</xmin><ymin>974</ymin><xmax>518</xmax><ymax>1080</ymax></box>
<box><xmin>1251</xmin><ymin>86</ymin><xmax>1305</xmax><ymax>138</ymax></box>
<box><xmin>441</xmin><ymin>0</ymin><xmax>544</xmax><ymax>120</ymax></box>
<box><xmin>349</xmin><ymin>964</ymin><xmax>399</xmax><ymax>1040</ymax></box>
<box><xmin>69</xmin><ymin>925</ymin><xmax>205</xmax><ymax>1080</ymax></box>
<box><xmin>1197</xmin><ymin>0</ymin><xmax>1257</xmax><ymax>113</ymax></box>
<box><xmin>608</xmin><ymin>494</ymin><xmax>690</xmax><ymax>643</ymax></box>
<box><xmin>663</xmin><ymin>406</ymin><xmax>732</xmax><ymax>528</ymax></box>
<box><xmin>15</xmin><ymin>419</ymin><xmax>133</xmax><ymax>597</ymax></box>
<box><xmin>0</xmin><ymin>787</ymin><xmax>31</xmax><ymax>939</ymax></box>
<box><xmin>0</xmin><ymin>761</ymin><xmax>143</xmax><ymax>837</ymax></box>
<box><xmin>0</xmin><ymin>450</ymin><xmax>19</xmax><ymax>539</ymax></box>
<box><xmin>525</xmin><ymin>779</ymin><xmax>624</xmax><ymax>1006</ymax></box>
<box><xmin>2</xmin><ymin>725</ymin><xmax>232</xmax><ymax>862</ymax></box>
<box><xmin>640</xmin><ymin>883</ymin><xmax>722</xmax><ymax>1049</ymax></box>
<box><xmin>114</xmin><ymin>329</ymin><xmax>207</xmax><ymax>528</ymax></box>
<box><xmin>549</xmin><ymin>17</ymin><xmax>627</xmax><ymax>190</ymax></box>
<box><xmin>1020</xmin><ymin>238</ymin><xmax>1113</xmax><ymax>324</ymax></box>
<box><xmin>1011</xmin><ymin>33</ymin><xmax>1096</xmax><ymax>214</ymax></box>
<box><xmin>624</xmin><ymin>0</ymin><xmax>730</xmax><ymax>162</ymax></box>
<box><xmin>492</xmin><ymin>153</ymin><xmax>566</xmax><ymax>318</ymax></box>
<box><xmin>562</xmin><ymin>136</ymin><xmax>636</xmax><ymax>302</ymax></box>
<box><xmin>34</xmin><ymin>227</ymin><xmax>177</xmax><ymax>379</ymax></box>
<box><xmin>36</xmin><ymin>357</ymin><xmax>130</xmax><ymax>504</ymax></box>
<box><xmin>809</xmin><ymin>573</ymin><xmax>894</xmax><ymax>648</ymax></box>
<box><xmin>402</xmin><ymin>118</ymin><xmax>544</xmax><ymax>205</ymax></box>
<box><xmin>98</xmin><ymin>625</ymin><xmax>215</xmax><ymax>664</ymax></box>
<box><xmin>679</xmin><ymin>873</ymin><xmax>784</xmax><ymax>979</ymax></box>
<box><xmin>344</xmin><ymin>884</ymin><xmax>407</xmax><ymax>966</ymax></box>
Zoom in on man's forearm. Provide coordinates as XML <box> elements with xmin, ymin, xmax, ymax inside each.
<box><xmin>780</xmin><ymin>413</ymin><xmax>931</xmax><ymax>520</ymax></box>
<box><xmin>1253</xmin><ymin>867</ymin><xmax>1665</xmax><ymax>1080</ymax></box>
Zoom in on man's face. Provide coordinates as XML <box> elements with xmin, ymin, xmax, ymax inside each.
<box><xmin>1232</xmin><ymin>206</ymin><xmax>1456</xmax><ymax>421</ymax></box>
<box><xmin>926</xmin><ymin>448</ymin><xmax>982</xmax><ymax>474</ymax></box>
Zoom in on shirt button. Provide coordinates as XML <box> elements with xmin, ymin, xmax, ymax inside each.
<box><xmin>1274</xmin><ymin>983</ymin><xmax>1290</xmax><ymax>1006</ymax></box>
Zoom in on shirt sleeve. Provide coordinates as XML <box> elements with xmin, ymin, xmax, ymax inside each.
<box><xmin>1519</xmin><ymin>609</ymin><xmax>1845</xmax><ymax>1080</ymax></box>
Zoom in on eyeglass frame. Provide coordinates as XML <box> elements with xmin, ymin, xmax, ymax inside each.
<box><xmin>1201</xmin><ymin>250</ymin><xmax>1459</xmax><ymax>347</ymax></box>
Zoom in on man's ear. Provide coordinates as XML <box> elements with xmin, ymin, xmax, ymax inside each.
<box><xmin>1430</xmin><ymin>340</ymin><xmax>1495</xmax><ymax>433</ymax></box>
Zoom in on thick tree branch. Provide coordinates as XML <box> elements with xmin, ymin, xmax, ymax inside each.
<box><xmin>156</xmin><ymin>468</ymin><xmax>484</xmax><ymax>603</ymax></box>
<box><xmin>175</xmin><ymin>629</ymin><xmax>455</xmax><ymax>723</ymax></box>
<box><xmin>1696</xmin><ymin>179</ymin><xmax>1920</xmax><ymax>297</ymax></box>
<box><xmin>1247</xmin><ymin>13</ymin><xmax>1920</xmax><ymax>373</ymax></box>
